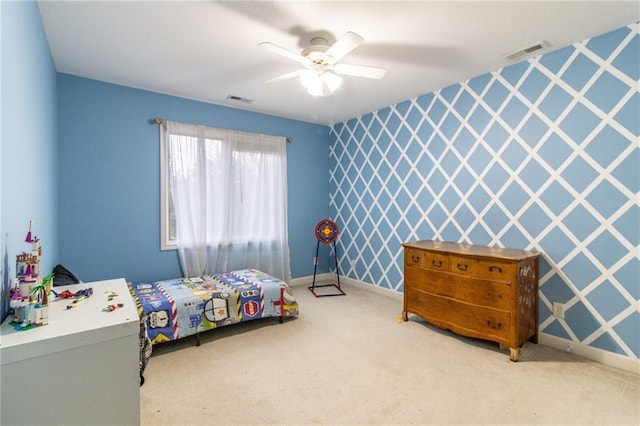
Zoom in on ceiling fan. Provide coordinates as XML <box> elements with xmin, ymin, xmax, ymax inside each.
<box><xmin>259</xmin><ymin>31</ymin><xmax>386</xmax><ymax>97</ymax></box>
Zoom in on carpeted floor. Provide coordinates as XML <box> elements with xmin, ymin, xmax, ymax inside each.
<box><xmin>140</xmin><ymin>280</ymin><xmax>639</xmax><ymax>425</ymax></box>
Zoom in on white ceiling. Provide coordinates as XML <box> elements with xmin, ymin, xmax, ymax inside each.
<box><xmin>38</xmin><ymin>1</ymin><xmax>639</xmax><ymax>126</ymax></box>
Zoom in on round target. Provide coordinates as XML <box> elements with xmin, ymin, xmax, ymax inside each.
<box><xmin>315</xmin><ymin>219</ymin><xmax>339</xmax><ymax>244</ymax></box>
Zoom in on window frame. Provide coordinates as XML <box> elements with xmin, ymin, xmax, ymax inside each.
<box><xmin>159</xmin><ymin>129</ymin><xmax>175</xmax><ymax>250</ymax></box>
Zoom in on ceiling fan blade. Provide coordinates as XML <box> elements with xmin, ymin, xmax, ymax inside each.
<box><xmin>325</xmin><ymin>31</ymin><xmax>364</xmax><ymax>62</ymax></box>
<box><xmin>262</xmin><ymin>69</ymin><xmax>305</xmax><ymax>84</ymax></box>
<box><xmin>334</xmin><ymin>63</ymin><xmax>386</xmax><ymax>79</ymax></box>
<box><xmin>259</xmin><ymin>42</ymin><xmax>309</xmax><ymax>65</ymax></box>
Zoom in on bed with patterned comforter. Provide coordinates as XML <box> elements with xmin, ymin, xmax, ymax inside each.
<box><xmin>128</xmin><ymin>268</ymin><xmax>299</xmax><ymax>345</ymax></box>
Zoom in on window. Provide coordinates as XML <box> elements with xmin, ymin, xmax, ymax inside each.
<box><xmin>159</xmin><ymin>120</ymin><xmax>290</xmax><ymax>280</ymax></box>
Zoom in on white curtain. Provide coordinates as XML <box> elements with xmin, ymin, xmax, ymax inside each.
<box><xmin>163</xmin><ymin>120</ymin><xmax>291</xmax><ymax>282</ymax></box>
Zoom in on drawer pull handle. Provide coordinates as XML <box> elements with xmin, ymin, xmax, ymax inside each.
<box><xmin>432</xmin><ymin>260</ymin><xmax>442</xmax><ymax>267</ymax></box>
<box><xmin>457</xmin><ymin>263</ymin><xmax>468</xmax><ymax>271</ymax></box>
<box><xmin>489</xmin><ymin>266</ymin><xmax>503</xmax><ymax>273</ymax></box>
<box><xmin>487</xmin><ymin>291</ymin><xmax>503</xmax><ymax>299</ymax></box>
<box><xmin>411</xmin><ymin>255</ymin><xmax>420</xmax><ymax>263</ymax></box>
<box><xmin>487</xmin><ymin>320</ymin><xmax>502</xmax><ymax>330</ymax></box>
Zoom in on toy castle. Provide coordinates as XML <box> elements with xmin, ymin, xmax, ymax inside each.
<box><xmin>9</xmin><ymin>221</ymin><xmax>49</xmax><ymax>329</ymax></box>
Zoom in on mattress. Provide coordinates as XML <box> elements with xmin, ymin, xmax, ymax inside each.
<box><xmin>128</xmin><ymin>268</ymin><xmax>299</xmax><ymax>345</ymax></box>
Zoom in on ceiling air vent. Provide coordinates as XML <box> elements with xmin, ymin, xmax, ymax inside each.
<box><xmin>504</xmin><ymin>41</ymin><xmax>550</xmax><ymax>61</ymax></box>
<box><xmin>226</xmin><ymin>95</ymin><xmax>254</xmax><ymax>104</ymax></box>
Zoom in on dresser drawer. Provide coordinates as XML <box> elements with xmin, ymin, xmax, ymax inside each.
<box><xmin>405</xmin><ymin>288</ymin><xmax>511</xmax><ymax>342</ymax></box>
<box><xmin>405</xmin><ymin>266</ymin><xmax>512</xmax><ymax>310</ymax></box>
<box><xmin>405</xmin><ymin>248</ymin><xmax>449</xmax><ymax>271</ymax></box>
<box><xmin>449</xmin><ymin>255</ymin><xmax>516</xmax><ymax>283</ymax></box>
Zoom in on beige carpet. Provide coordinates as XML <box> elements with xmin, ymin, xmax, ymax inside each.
<box><xmin>140</xmin><ymin>281</ymin><xmax>639</xmax><ymax>425</ymax></box>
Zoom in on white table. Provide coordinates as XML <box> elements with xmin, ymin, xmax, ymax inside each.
<box><xmin>1</xmin><ymin>278</ymin><xmax>140</xmax><ymax>425</ymax></box>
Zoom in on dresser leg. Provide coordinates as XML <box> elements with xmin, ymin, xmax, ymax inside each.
<box><xmin>402</xmin><ymin>311</ymin><xmax>408</xmax><ymax>321</ymax></box>
<box><xmin>509</xmin><ymin>347</ymin><xmax>519</xmax><ymax>362</ymax></box>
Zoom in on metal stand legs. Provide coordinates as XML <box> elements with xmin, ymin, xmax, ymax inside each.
<box><xmin>309</xmin><ymin>240</ymin><xmax>346</xmax><ymax>297</ymax></box>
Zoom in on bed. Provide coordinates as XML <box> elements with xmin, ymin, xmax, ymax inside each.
<box><xmin>128</xmin><ymin>268</ymin><xmax>299</xmax><ymax>346</ymax></box>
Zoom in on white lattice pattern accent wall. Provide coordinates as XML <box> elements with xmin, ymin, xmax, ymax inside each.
<box><xmin>329</xmin><ymin>23</ymin><xmax>639</xmax><ymax>361</ymax></box>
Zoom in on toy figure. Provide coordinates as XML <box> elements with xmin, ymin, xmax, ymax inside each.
<box><xmin>9</xmin><ymin>221</ymin><xmax>49</xmax><ymax>329</ymax></box>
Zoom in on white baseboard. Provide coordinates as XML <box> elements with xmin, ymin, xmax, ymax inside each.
<box><xmin>290</xmin><ymin>274</ymin><xmax>403</xmax><ymax>301</ymax></box>
<box><xmin>539</xmin><ymin>332</ymin><xmax>639</xmax><ymax>375</ymax></box>
<box><xmin>339</xmin><ymin>276</ymin><xmax>404</xmax><ymax>301</ymax></box>
<box><xmin>289</xmin><ymin>273</ymin><xmax>334</xmax><ymax>288</ymax></box>
<box><xmin>290</xmin><ymin>274</ymin><xmax>639</xmax><ymax>375</ymax></box>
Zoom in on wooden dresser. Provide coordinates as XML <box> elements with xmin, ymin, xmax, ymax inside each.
<box><xmin>402</xmin><ymin>240</ymin><xmax>540</xmax><ymax>361</ymax></box>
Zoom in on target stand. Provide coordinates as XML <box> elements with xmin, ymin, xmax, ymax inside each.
<box><xmin>309</xmin><ymin>218</ymin><xmax>346</xmax><ymax>297</ymax></box>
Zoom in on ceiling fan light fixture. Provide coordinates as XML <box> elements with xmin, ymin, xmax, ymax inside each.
<box><xmin>261</xmin><ymin>31</ymin><xmax>383</xmax><ymax>96</ymax></box>
<box><xmin>300</xmin><ymin>70</ymin><xmax>342</xmax><ymax>97</ymax></box>
<box><xmin>323</xmin><ymin>71</ymin><xmax>342</xmax><ymax>92</ymax></box>
<box><xmin>299</xmin><ymin>69</ymin><xmax>319</xmax><ymax>90</ymax></box>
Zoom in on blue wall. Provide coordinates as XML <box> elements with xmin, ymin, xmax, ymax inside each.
<box><xmin>330</xmin><ymin>23</ymin><xmax>639</xmax><ymax>363</ymax></box>
<box><xmin>3</xmin><ymin>1</ymin><xmax>636</xmax><ymax>366</ymax></box>
<box><xmin>1</xmin><ymin>1</ymin><xmax>58</xmax><ymax>321</ymax></box>
<box><xmin>57</xmin><ymin>75</ymin><xmax>330</xmax><ymax>285</ymax></box>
